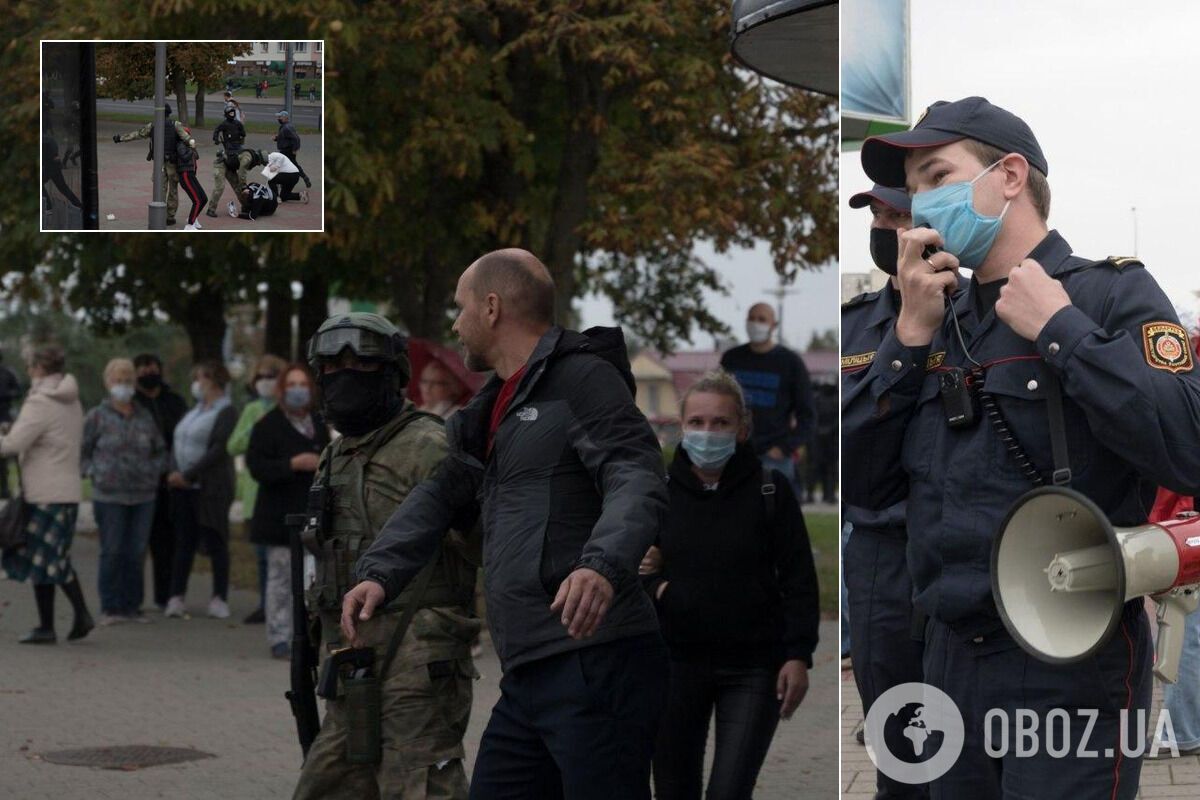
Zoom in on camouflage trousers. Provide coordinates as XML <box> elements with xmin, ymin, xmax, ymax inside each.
<box><xmin>292</xmin><ymin>606</ymin><xmax>480</xmax><ymax>800</ymax></box>
<box><xmin>210</xmin><ymin>151</ymin><xmax>250</xmax><ymax>207</ymax></box>
<box><xmin>161</xmin><ymin>161</ymin><xmax>178</xmax><ymax>221</ymax></box>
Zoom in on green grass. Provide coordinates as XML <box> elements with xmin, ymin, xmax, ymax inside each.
<box><xmin>97</xmin><ymin>111</ymin><xmax>319</xmax><ymax>136</ymax></box>
<box><xmin>190</xmin><ymin>82</ymin><xmax>321</xmax><ymax>100</ymax></box>
<box><xmin>805</xmin><ymin>511</ymin><xmax>839</xmax><ymax>620</ymax></box>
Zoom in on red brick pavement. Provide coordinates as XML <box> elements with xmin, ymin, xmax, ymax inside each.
<box><xmin>96</xmin><ymin>120</ymin><xmax>322</xmax><ymax>232</ymax></box>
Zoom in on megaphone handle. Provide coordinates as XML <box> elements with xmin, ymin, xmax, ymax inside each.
<box><xmin>1153</xmin><ymin>591</ymin><xmax>1200</xmax><ymax>684</ymax></box>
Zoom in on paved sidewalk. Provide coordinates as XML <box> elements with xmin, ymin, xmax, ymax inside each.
<box><xmin>0</xmin><ymin>512</ymin><xmax>837</xmax><ymax>798</ymax></box>
<box><xmin>95</xmin><ymin>120</ymin><xmax>322</xmax><ymax>232</ymax></box>
<box><xmin>840</xmin><ymin>662</ymin><xmax>1191</xmax><ymax>798</ymax></box>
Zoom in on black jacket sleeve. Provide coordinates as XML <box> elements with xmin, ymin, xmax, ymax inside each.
<box><xmin>245</xmin><ymin>414</ymin><xmax>295</xmax><ymax>486</ymax></box>
<box><xmin>565</xmin><ymin>358</ymin><xmax>668</xmax><ymax>589</ymax></box>
<box><xmin>786</xmin><ymin>351</ymin><xmax>816</xmax><ymax>453</ymax></box>
<box><xmin>182</xmin><ymin>406</ymin><xmax>237</xmax><ymax>484</ymax></box>
<box><xmin>769</xmin><ymin>471</ymin><xmax>820</xmax><ymax>667</ymax></box>
<box><xmin>356</xmin><ymin>407</ymin><xmax>484</xmax><ymax>603</ymax></box>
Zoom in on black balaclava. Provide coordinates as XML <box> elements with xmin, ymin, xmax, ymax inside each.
<box><xmin>320</xmin><ymin>366</ymin><xmax>403</xmax><ymax>437</ymax></box>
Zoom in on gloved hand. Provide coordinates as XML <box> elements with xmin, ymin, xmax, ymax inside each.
<box><xmin>112</xmin><ymin>134</ymin><xmax>121</xmax><ymax>143</ymax></box>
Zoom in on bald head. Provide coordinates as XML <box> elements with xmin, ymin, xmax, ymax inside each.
<box><xmin>466</xmin><ymin>248</ymin><xmax>556</xmax><ymax>328</ymax></box>
<box><xmin>747</xmin><ymin>303</ymin><xmax>776</xmax><ymax>326</ymax></box>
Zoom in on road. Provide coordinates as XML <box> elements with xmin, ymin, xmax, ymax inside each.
<box><xmin>97</xmin><ymin>98</ymin><xmax>321</xmax><ymax>127</ymax></box>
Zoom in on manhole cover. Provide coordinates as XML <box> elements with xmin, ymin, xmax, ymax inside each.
<box><xmin>40</xmin><ymin>745</ymin><xmax>215</xmax><ymax>770</ymax></box>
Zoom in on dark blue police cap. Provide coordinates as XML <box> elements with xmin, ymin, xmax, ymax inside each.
<box><xmin>861</xmin><ymin>96</ymin><xmax>1048</xmax><ymax>188</ymax></box>
<box><xmin>848</xmin><ymin>184</ymin><xmax>911</xmax><ymax>212</ymax></box>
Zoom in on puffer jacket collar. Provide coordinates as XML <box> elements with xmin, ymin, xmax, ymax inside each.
<box><xmin>446</xmin><ymin>325</ymin><xmax>635</xmax><ymax>464</ymax></box>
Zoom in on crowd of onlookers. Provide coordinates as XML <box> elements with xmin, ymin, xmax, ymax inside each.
<box><xmin>0</xmin><ymin>344</ymin><xmax>485</xmax><ymax>657</ymax></box>
<box><xmin>0</xmin><ymin>304</ymin><xmax>824</xmax><ymax>796</ymax></box>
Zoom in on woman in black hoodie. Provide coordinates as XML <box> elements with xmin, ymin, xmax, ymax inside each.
<box><xmin>643</xmin><ymin>369</ymin><xmax>819</xmax><ymax>800</ymax></box>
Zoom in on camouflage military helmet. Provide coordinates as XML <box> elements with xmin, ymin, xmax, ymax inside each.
<box><xmin>308</xmin><ymin>312</ymin><xmax>410</xmax><ymax>383</ymax></box>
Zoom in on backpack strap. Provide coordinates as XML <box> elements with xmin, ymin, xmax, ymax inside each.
<box><xmin>760</xmin><ymin>465</ymin><xmax>777</xmax><ymax>525</ymax></box>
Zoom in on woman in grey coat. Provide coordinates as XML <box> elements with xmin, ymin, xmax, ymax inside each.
<box><xmin>82</xmin><ymin>357</ymin><xmax>168</xmax><ymax>624</ymax></box>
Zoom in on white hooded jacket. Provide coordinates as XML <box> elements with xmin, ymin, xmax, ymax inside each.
<box><xmin>261</xmin><ymin>152</ymin><xmax>299</xmax><ymax>181</ymax></box>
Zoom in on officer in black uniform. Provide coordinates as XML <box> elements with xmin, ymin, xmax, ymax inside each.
<box><xmin>841</xmin><ymin>183</ymin><xmax>930</xmax><ymax>800</ymax></box>
<box><xmin>843</xmin><ymin>96</ymin><xmax>1200</xmax><ymax>799</ymax></box>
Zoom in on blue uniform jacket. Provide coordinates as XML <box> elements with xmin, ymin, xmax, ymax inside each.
<box><xmin>841</xmin><ymin>282</ymin><xmax>908</xmax><ymax>538</ymax></box>
<box><xmin>842</xmin><ymin>230</ymin><xmax>1200</xmax><ymax>640</ymax></box>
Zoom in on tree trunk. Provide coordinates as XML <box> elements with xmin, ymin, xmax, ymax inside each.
<box><xmin>194</xmin><ymin>83</ymin><xmax>205</xmax><ymax>128</ymax></box>
<box><xmin>263</xmin><ymin>279</ymin><xmax>293</xmax><ymax>360</ymax></box>
<box><xmin>298</xmin><ymin>274</ymin><xmax>330</xmax><ymax>354</ymax></box>
<box><xmin>542</xmin><ymin>49</ymin><xmax>605</xmax><ymax>328</ymax></box>
<box><xmin>179</xmin><ymin>284</ymin><xmax>226</xmax><ymax>363</ymax></box>
<box><xmin>173</xmin><ymin>72</ymin><xmax>189</xmax><ymax>126</ymax></box>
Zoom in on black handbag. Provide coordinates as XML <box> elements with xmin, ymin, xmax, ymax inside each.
<box><xmin>0</xmin><ymin>461</ymin><xmax>30</xmax><ymax>551</ymax></box>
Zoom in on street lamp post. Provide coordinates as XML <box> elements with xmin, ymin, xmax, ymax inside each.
<box><xmin>148</xmin><ymin>42</ymin><xmax>167</xmax><ymax>230</ymax></box>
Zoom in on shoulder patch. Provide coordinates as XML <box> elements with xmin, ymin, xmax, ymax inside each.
<box><xmin>1104</xmin><ymin>255</ymin><xmax>1144</xmax><ymax>270</ymax></box>
<box><xmin>1142</xmin><ymin>321</ymin><xmax>1194</xmax><ymax>373</ymax></box>
<box><xmin>926</xmin><ymin>351</ymin><xmax>946</xmax><ymax>370</ymax></box>
<box><xmin>841</xmin><ymin>351</ymin><xmax>875</xmax><ymax>370</ymax></box>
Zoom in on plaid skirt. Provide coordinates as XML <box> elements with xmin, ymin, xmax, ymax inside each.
<box><xmin>1</xmin><ymin>503</ymin><xmax>79</xmax><ymax>585</ymax></box>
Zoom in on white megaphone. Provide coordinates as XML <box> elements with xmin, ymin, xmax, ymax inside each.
<box><xmin>992</xmin><ymin>486</ymin><xmax>1200</xmax><ymax>684</ymax></box>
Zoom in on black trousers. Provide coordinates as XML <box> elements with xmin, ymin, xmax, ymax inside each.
<box><xmin>179</xmin><ymin>168</ymin><xmax>207</xmax><ymax>224</ymax></box>
<box><xmin>845</xmin><ymin>528</ymin><xmax>927</xmax><ymax>799</ymax></box>
<box><xmin>147</xmin><ymin>485</ymin><xmax>174</xmax><ymax>607</ymax></box>
<box><xmin>168</xmin><ymin>488</ymin><xmax>228</xmax><ymax>601</ymax></box>
<box><xmin>270</xmin><ymin>172</ymin><xmax>302</xmax><ymax>201</ymax></box>
<box><xmin>469</xmin><ymin>632</ymin><xmax>668</xmax><ymax>799</ymax></box>
<box><xmin>280</xmin><ymin>148</ymin><xmax>309</xmax><ymax>183</ymax></box>
<box><xmin>653</xmin><ymin>658</ymin><xmax>782</xmax><ymax>800</ymax></box>
<box><xmin>923</xmin><ymin>602</ymin><xmax>1150</xmax><ymax>800</ymax></box>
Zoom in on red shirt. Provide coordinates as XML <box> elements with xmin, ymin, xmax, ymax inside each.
<box><xmin>488</xmin><ymin>365</ymin><xmax>527</xmax><ymax>457</ymax></box>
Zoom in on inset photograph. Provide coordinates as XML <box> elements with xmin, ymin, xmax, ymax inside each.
<box><xmin>41</xmin><ymin>40</ymin><xmax>323</xmax><ymax>232</ymax></box>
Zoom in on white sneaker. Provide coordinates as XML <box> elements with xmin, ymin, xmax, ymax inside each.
<box><xmin>193</xmin><ymin>220</ymin><xmax>202</xmax><ymax>230</ymax></box>
<box><xmin>184</xmin><ymin>223</ymin><xmax>197</xmax><ymax>231</ymax></box>
<box><xmin>300</xmin><ymin>189</ymin><xmax>310</xmax><ymax>204</ymax></box>
<box><xmin>164</xmin><ymin>596</ymin><xmax>187</xmax><ymax>618</ymax></box>
<box><xmin>207</xmin><ymin>597</ymin><xmax>230</xmax><ymax>619</ymax></box>
<box><xmin>227</xmin><ymin>201</ymin><xmax>237</xmax><ymax>218</ymax></box>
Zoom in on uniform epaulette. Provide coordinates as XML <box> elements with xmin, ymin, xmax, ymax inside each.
<box><xmin>842</xmin><ymin>291</ymin><xmax>875</xmax><ymax>309</ymax></box>
<box><xmin>1103</xmin><ymin>256</ymin><xmax>1143</xmax><ymax>270</ymax></box>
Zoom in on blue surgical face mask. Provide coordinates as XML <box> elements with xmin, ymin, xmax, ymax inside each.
<box><xmin>284</xmin><ymin>385</ymin><xmax>311</xmax><ymax>410</ymax></box>
<box><xmin>680</xmin><ymin>429</ymin><xmax>737</xmax><ymax>471</ymax></box>
<box><xmin>911</xmin><ymin>158</ymin><xmax>1010</xmax><ymax>269</ymax></box>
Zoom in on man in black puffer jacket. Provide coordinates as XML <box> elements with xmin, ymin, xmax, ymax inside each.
<box><xmin>345</xmin><ymin>248</ymin><xmax>669</xmax><ymax>799</ymax></box>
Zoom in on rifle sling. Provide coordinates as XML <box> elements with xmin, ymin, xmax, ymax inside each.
<box><xmin>378</xmin><ymin>557</ymin><xmax>437</xmax><ymax>678</ymax></box>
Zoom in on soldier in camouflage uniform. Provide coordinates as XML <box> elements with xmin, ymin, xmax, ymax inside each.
<box><xmin>293</xmin><ymin>312</ymin><xmax>480</xmax><ymax>800</ymax></box>
<box><xmin>112</xmin><ymin>102</ymin><xmax>187</xmax><ymax>225</ymax></box>
<box><xmin>209</xmin><ymin>104</ymin><xmax>250</xmax><ymax>216</ymax></box>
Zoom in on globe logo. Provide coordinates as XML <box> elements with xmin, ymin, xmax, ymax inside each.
<box><xmin>864</xmin><ymin>682</ymin><xmax>965</xmax><ymax>784</ymax></box>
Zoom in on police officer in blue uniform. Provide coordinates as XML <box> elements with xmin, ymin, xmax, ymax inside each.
<box><xmin>843</xmin><ymin>96</ymin><xmax>1200</xmax><ymax>799</ymax></box>
<box><xmin>842</xmin><ymin>183</ymin><xmax>930</xmax><ymax>800</ymax></box>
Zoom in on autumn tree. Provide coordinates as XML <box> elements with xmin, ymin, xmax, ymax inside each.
<box><xmin>3</xmin><ymin>1</ymin><xmax>836</xmax><ymax>360</ymax></box>
<box><xmin>95</xmin><ymin>41</ymin><xmax>249</xmax><ymax>126</ymax></box>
